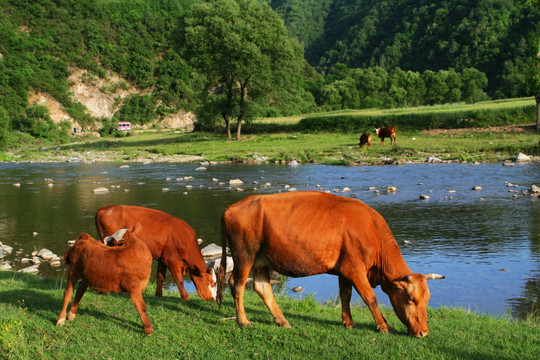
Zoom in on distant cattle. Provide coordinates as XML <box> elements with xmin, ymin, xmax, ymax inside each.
<box><xmin>359</xmin><ymin>133</ymin><xmax>372</xmax><ymax>149</ymax></box>
<box><xmin>96</xmin><ymin>205</ymin><xmax>217</xmax><ymax>302</ymax></box>
<box><xmin>375</xmin><ymin>127</ymin><xmax>396</xmax><ymax>144</ymax></box>
<box><xmin>217</xmin><ymin>191</ymin><xmax>444</xmax><ymax>337</ymax></box>
<box><xmin>56</xmin><ymin>230</ymin><xmax>154</xmax><ymax>335</ymax></box>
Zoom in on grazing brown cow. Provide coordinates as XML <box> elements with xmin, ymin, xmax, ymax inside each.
<box><xmin>56</xmin><ymin>230</ymin><xmax>154</xmax><ymax>335</ymax></box>
<box><xmin>217</xmin><ymin>191</ymin><xmax>444</xmax><ymax>337</ymax></box>
<box><xmin>375</xmin><ymin>127</ymin><xmax>396</xmax><ymax>144</ymax></box>
<box><xmin>95</xmin><ymin>205</ymin><xmax>217</xmax><ymax>302</ymax></box>
<box><xmin>359</xmin><ymin>133</ymin><xmax>372</xmax><ymax>149</ymax></box>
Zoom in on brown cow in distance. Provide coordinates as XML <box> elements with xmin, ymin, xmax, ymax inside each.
<box><xmin>217</xmin><ymin>191</ymin><xmax>444</xmax><ymax>337</ymax></box>
<box><xmin>56</xmin><ymin>230</ymin><xmax>154</xmax><ymax>335</ymax></box>
<box><xmin>359</xmin><ymin>133</ymin><xmax>372</xmax><ymax>149</ymax></box>
<box><xmin>95</xmin><ymin>205</ymin><xmax>217</xmax><ymax>302</ymax></box>
<box><xmin>375</xmin><ymin>127</ymin><xmax>396</xmax><ymax>144</ymax></box>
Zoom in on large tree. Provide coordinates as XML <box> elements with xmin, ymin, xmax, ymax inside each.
<box><xmin>181</xmin><ymin>0</ymin><xmax>304</xmax><ymax>140</ymax></box>
<box><xmin>523</xmin><ymin>0</ymin><xmax>540</xmax><ymax>131</ymax></box>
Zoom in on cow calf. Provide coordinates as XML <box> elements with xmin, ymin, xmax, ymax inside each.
<box><xmin>56</xmin><ymin>230</ymin><xmax>154</xmax><ymax>335</ymax></box>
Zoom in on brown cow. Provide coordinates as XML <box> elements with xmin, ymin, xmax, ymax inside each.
<box><xmin>217</xmin><ymin>191</ymin><xmax>444</xmax><ymax>337</ymax></box>
<box><xmin>56</xmin><ymin>230</ymin><xmax>154</xmax><ymax>335</ymax></box>
<box><xmin>359</xmin><ymin>133</ymin><xmax>372</xmax><ymax>149</ymax></box>
<box><xmin>96</xmin><ymin>205</ymin><xmax>217</xmax><ymax>302</ymax></box>
<box><xmin>375</xmin><ymin>127</ymin><xmax>396</xmax><ymax>144</ymax></box>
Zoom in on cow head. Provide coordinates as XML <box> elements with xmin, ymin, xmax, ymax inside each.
<box><xmin>386</xmin><ymin>273</ymin><xmax>445</xmax><ymax>338</ymax></box>
<box><xmin>375</xmin><ymin>128</ymin><xmax>380</xmax><ymax>135</ymax></box>
<box><xmin>190</xmin><ymin>266</ymin><xmax>217</xmax><ymax>301</ymax></box>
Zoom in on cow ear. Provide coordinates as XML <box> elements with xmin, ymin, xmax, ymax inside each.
<box><xmin>206</xmin><ymin>267</ymin><xmax>213</xmax><ymax>274</ymax></box>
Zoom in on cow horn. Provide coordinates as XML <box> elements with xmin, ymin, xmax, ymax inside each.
<box><xmin>424</xmin><ymin>273</ymin><xmax>445</xmax><ymax>280</ymax></box>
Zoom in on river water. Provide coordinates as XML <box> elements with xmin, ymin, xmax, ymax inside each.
<box><xmin>1</xmin><ymin>161</ymin><xmax>538</xmax><ymax>319</ymax></box>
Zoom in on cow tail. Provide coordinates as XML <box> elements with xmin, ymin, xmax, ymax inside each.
<box><xmin>63</xmin><ymin>248</ymin><xmax>71</xmax><ymax>265</ymax></box>
<box><xmin>216</xmin><ymin>215</ymin><xmax>228</xmax><ymax>307</ymax></box>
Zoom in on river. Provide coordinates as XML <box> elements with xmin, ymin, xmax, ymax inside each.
<box><xmin>0</xmin><ymin>161</ymin><xmax>538</xmax><ymax>319</ymax></box>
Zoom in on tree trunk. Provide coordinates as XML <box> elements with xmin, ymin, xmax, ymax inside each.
<box><xmin>222</xmin><ymin>113</ymin><xmax>231</xmax><ymax>140</ymax></box>
<box><xmin>236</xmin><ymin>118</ymin><xmax>242</xmax><ymax>140</ymax></box>
<box><xmin>534</xmin><ymin>95</ymin><xmax>540</xmax><ymax>131</ymax></box>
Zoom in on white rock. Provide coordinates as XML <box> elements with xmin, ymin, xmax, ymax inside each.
<box><xmin>19</xmin><ymin>265</ymin><xmax>39</xmax><ymax>274</ymax></box>
<box><xmin>472</xmin><ymin>186</ymin><xmax>483</xmax><ymax>191</ymax></box>
<box><xmin>201</xmin><ymin>243</ymin><xmax>223</xmax><ymax>258</ymax></box>
<box><xmin>515</xmin><ymin>153</ymin><xmax>531</xmax><ymax>162</ymax></box>
<box><xmin>1</xmin><ymin>262</ymin><xmax>13</xmax><ymax>271</ymax></box>
<box><xmin>197</xmin><ymin>238</ymin><xmax>203</xmax><ymax>245</ymax></box>
<box><xmin>13</xmin><ymin>183</ymin><xmax>21</xmax><ymax>187</ymax></box>
<box><xmin>32</xmin><ymin>257</ymin><xmax>41</xmax><ymax>265</ymax></box>
<box><xmin>288</xmin><ymin>160</ymin><xmax>299</xmax><ymax>166</ymax></box>
<box><xmin>292</xmin><ymin>286</ymin><xmax>303</xmax><ymax>293</ymax></box>
<box><xmin>387</xmin><ymin>186</ymin><xmax>397</xmax><ymax>192</ymax></box>
<box><xmin>33</xmin><ymin>232</ymin><xmax>39</xmax><ymax>236</ymax></box>
<box><xmin>21</xmin><ymin>258</ymin><xmax>33</xmax><ymax>264</ymax></box>
<box><xmin>119</xmin><ymin>165</ymin><xmax>130</xmax><ymax>168</ymax></box>
<box><xmin>37</xmin><ymin>249</ymin><xmax>55</xmax><ymax>260</ymax></box>
<box><xmin>419</xmin><ymin>195</ymin><xmax>430</xmax><ymax>200</ymax></box>
<box><xmin>93</xmin><ymin>187</ymin><xmax>109</xmax><ymax>193</ymax></box>
<box><xmin>49</xmin><ymin>260</ymin><xmax>62</xmax><ymax>267</ymax></box>
<box><xmin>212</xmin><ymin>178</ymin><xmax>219</xmax><ymax>182</ymax></box>
<box><xmin>229</xmin><ymin>179</ymin><xmax>244</xmax><ymax>185</ymax></box>
<box><xmin>162</xmin><ymin>188</ymin><xmax>170</xmax><ymax>192</ymax></box>
<box><xmin>425</xmin><ymin>156</ymin><xmax>442</xmax><ymax>163</ymax></box>
<box><xmin>342</xmin><ymin>187</ymin><xmax>351</xmax><ymax>192</ymax></box>
<box><xmin>2</xmin><ymin>245</ymin><xmax>13</xmax><ymax>254</ymax></box>
<box><xmin>211</xmin><ymin>256</ymin><xmax>234</xmax><ymax>273</ymax></box>
<box><xmin>195</xmin><ymin>166</ymin><xmax>207</xmax><ymax>171</ymax></box>
<box><xmin>200</xmin><ymin>161</ymin><xmax>210</xmax><ymax>166</ymax></box>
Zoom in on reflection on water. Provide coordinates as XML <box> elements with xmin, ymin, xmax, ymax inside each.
<box><xmin>0</xmin><ymin>161</ymin><xmax>538</xmax><ymax>318</ymax></box>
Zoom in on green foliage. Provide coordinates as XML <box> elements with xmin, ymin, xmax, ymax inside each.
<box><xmin>11</xmin><ymin>105</ymin><xmax>70</xmax><ymax>142</ymax></box>
<box><xmin>271</xmin><ymin>0</ymin><xmax>540</xmax><ymax>99</ymax></box>
<box><xmin>113</xmin><ymin>94</ymin><xmax>157</xmax><ymax>126</ymax></box>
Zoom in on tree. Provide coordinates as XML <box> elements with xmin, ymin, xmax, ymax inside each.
<box><xmin>523</xmin><ymin>0</ymin><xmax>540</xmax><ymax>131</ymax></box>
<box><xmin>181</xmin><ymin>0</ymin><xmax>304</xmax><ymax>140</ymax></box>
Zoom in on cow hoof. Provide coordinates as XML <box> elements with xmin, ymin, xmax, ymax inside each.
<box><xmin>145</xmin><ymin>327</ymin><xmax>154</xmax><ymax>336</ymax></box>
<box><xmin>56</xmin><ymin>318</ymin><xmax>65</xmax><ymax>326</ymax></box>
<box><xmin>67</xmin><ymin>312</ymin><xmax>76</xmax><ymax>321</ymax></box>
<box><xmin>238</xmin><ymin>321</ymin><xmax>252</xmax><ymax>328</ymax></box>
<box><xmin>378</xmin><ymin>326</ymin><xmax>392</xmax><ymax>334</ymax></box>
<box><xmin>343</xmin><ymin>321</ymin><xmax>356</xmax><ymax>329</ymax></box>
<box><xmin>279</xmin><ymin>321</ymin><xmax>292</xmax><ymax>328</ymax></box>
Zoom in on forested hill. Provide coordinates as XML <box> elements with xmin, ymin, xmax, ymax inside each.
<box><xmin>0</xmin><ymin>0</ymin><xmax>538</xmax><ymax>146</ymax></box>
<box><xmin>269</xmin><ymin>0</ymin><xmax>539</xmax><ymax>98</ymax></box>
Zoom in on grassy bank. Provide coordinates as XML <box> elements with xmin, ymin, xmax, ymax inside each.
<box><xmin>1</xmin><ymin>271</ymin><xmax>538</xmax><ymax>359</ymax></box>
<box><xmin>1</xmin><ymin>98</ymin><xmax>539</xmax><ymax>165</ymax></box>
<box><xmin>2</xmin><ymin>125</ymin><xmax>538</xmax><ymax>165</ymax></box>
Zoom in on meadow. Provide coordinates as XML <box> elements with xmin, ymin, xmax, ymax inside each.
<box><xmin>0</xmin><ymin>271</ymin><xmax>538</xmax><ymax>360</ymax></box>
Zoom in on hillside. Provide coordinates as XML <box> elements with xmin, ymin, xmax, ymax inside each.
<box><xmin>0</xmin><ymin>0</ymin><xmax>538</xmax><ymax>147</ymax></box>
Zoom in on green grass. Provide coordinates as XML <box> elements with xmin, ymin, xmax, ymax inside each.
<box><xmin>0</xmin><ymin>271</ymin><xmax>538</xmax><ymax>359</ymax></box>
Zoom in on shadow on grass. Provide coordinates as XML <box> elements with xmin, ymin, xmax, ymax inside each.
<box><xmin>154</xmin><ymin>289</ymin><xmax>396</xmax><ymax>336</ymax></box>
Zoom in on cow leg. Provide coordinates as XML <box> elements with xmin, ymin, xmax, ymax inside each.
<box><xmin>156</xmin><ymin>259</ymin><xmax>167</xmax><ymax>298</ymax></box>
<box><xmin>168</xmin><ymin>261</ymin><xmax>190</xmax><ymax>300</ymax></box>
<box><xmin>56</xmin><ymin>278</ymin><xmax>76</xmax><ymax>326</ymax></box>
<box><xmin>230</xmin><ymin>262</ymin><xmax>253</xmax><ymax>327</ymax></box>
<box><xmin>129</xmin><ymin>291</ymin><xmax>154</xmax><ymax>335</ymax></box>
<box><xmin>338</xmin><ymin>275</ymin><xmax>356</xmax><ymax>328</ymax></box>
<box><xmin>253</xmin><ymin>267</ymin><xmax>291</xmax><ymax>328</ymax></box>
<box><xmin>67</xmin><ymin>281</ymin><xmax>89</xmax><ymax>321</ymax></box>
<box><xmin>347</xmin><ymin>273</ymin><xmax>391</xmax><ymax>334</ymax></box>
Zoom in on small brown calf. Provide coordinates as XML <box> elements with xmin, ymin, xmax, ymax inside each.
<box><xmin>56</xmin><ymin>230</ymin><xmax>154</xmax><ymax>335</ymax></box>
<box><xmin>375</xmin><ymin>127</ymin><xmax>397</xmax><ymax>145</ymax></box>
<box><xmin>359</xmin><ymin>133</ymin><xmax>372</xmax><ymax>149</ymax></box>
